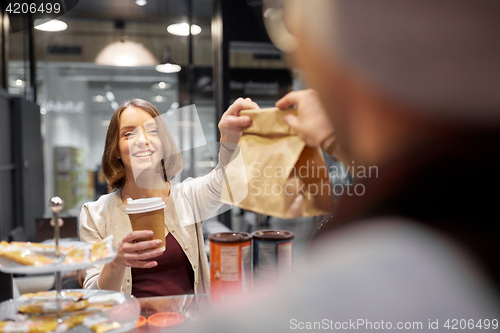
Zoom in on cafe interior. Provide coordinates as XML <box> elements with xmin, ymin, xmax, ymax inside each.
<box><xmin>1</xmin><ymin>0</ymin><xmax>498</xmax><ymax>331</ymax></box>
<box><xmin>0</xmin><ymin>0</ymin><xmax>352</xmax><ymax>330</ymax></box>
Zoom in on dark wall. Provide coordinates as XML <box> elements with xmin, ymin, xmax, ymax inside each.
<box><xmin>0</xmin><ymin>271</ymin><xmax>13</xmax><ymax>301</ymax></box>
<box><xmin>12</xmin><ymin>97</ymin><xmax>45</xmax><ymax>241</ymax></box>
<box><xmin>0</xmin><ymin>89</ymin><xmax>14</xmax><ymax>241</ymax></box>
<box><xmin>223</xmin><ymin>0</ymin><xmax>271</xmax><ymax>43</ymax></box>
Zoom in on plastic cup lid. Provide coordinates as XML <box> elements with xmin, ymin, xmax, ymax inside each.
<box><xmin>135</xmin><ymin>316</ymin><xmax>147</xmax><ymax>328</ymax></box>
<box><xmin>125</xmin><ymin>197</ymin><xmax>166</xmax><ymax>214</ymax></box>
<box><xmin>147</xmin><ymin>312</ymin><xmax>185</xmax><ymax>327</ymax></box>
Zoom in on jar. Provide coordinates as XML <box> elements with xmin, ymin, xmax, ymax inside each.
<box><xmin>209</xmin><ymin>232</ymin><xmax>252</xmax><ymax>303</ymax></box>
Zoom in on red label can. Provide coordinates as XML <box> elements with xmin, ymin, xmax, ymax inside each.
<box><xmin>209</xmin><ymin>232</ymin><xmax>252</xmax><ymax>303</ymax></box>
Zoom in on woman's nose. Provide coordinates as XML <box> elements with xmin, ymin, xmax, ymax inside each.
<box><xmin>135</xmin><ymin>132</ymin><xmax>150</xmax><ymax>146</ymax></box>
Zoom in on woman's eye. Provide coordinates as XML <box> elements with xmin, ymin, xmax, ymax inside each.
<box><xmin>124</xmin><ymin>132</ymin><xmax>134</xmax><ymax>138</ymax></box>
<box><xmin>148</xmin><ymin>129</ymin><xmax>159</xmax><ymax>134</ymax></box>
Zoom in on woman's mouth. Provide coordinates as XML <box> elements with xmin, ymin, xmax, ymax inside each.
<box><xmin>133</xmin><ymin>150</ymin><xmax>155</xmax><ymax>157</ymax></box>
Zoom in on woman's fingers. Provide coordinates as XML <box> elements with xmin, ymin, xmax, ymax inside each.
<box><xmin>123</xmin><ymin>230</ymin><xmax>153</xmax><ymax>243</ymax></box>
<box><xmin>141</xmin><ymin>261</ymin><xmax>158</xmax><ymax>268</ymax></box>
<box><xmin>244</xmin><ymin>98</ymin><xmax>260</xmax><ymax>110</ymax></box>
<box><xmin>124</xmin><ymin>247</ymin><xmax>163</xmax><ymax>261</ymax></box>
<box><xmin>219</xmin><ymin>97</ymin><xmax>260</xmax><ymax>144</ymax></box>
<box><xmin>128</xmin><ymin>260</ymin><xmax>158</xmax><ymax>269</ymax></box>
<box><xmin>227</xmin><ymin>98</ymin><xmax>259</xmax><ymax>116</ymax></box>
<box><xmin>122</xmin><ymin>247</ymin><xmax>163</xmax><ymax>268</ymax></box>
<box><xmin>123</xmin><ymin>239</ymin><xmax>163</xmax><ymax>253</ymax></box>
<box><xmin>227</xmin><ymin>115</ymin><xmax>252</xmax><ymax>128</ymax></box>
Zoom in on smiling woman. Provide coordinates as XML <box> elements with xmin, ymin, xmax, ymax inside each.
<box><xmin>79</xmin><ymin>97</ymin><xmax>259</xmax><ymax>297</ymax></box>
<box><xmin>102</xmin><ymin>99</ymin><xmax>183</xmax><ymax>190</ymax></box>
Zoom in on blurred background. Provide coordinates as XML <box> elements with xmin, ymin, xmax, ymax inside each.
<box><xmin>0</xmin><ymin>0</ymin><xmax>329</xmax><ymax>276</ymax></box>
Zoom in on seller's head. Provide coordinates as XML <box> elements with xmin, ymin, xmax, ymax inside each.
<box><xmin>102</xmin><ymin>99</ymin><xmax>183</xmax><ymax>189</ymax></box>
<box><xmin>265</xmin><ymin>0</ymin><xmax>500</xmax><ymax>165</ymax></box>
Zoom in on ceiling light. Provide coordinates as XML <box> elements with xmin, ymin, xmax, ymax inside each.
<box><xmin>135</xmin><ymin>0</ymin><xmax>147</xmax><ymax>6</ymax></box>
<box><xmin>34</xmin><ymin>19</ymin><xmax>67</xmax><ymax>32</ymax></box>
<box><xmin>92</xmin><ymin>95</ymin><xmax>106</xmax><ymax>102</ymax></box>
<box><xmin>110</xmin><ymin>101</ymin><xmax>119</xmax><ymax>110</ymax></box>
<box><xmin>101</xmin><ymin>120</ymin><xmax>111</xmax><ymax>127</ymax></box>
<box><xmin>95</xmin><ymin>40</ymin><xmax>159</xmax><ymax>67</ymax></box>
<box><xmin>156</xmin><ymin>63</ymin><xmax>182</xmax><ymax>73</ymax></box>
<box><xmin>167</xmin><ymin>23</ymin><xmax>202</xmax><ymax>36</ymax></box>
<box><xmin>40</xmin><ymin>108</ymin><xmax>47</xmax><ymax>115</ymax></box>
<box><xmin>152</xmin><ymin>82</ymin><xmax>172</xmax><ymax>90</ymax></box>
<box><xmin>105</xmin><ymin>91</ymin><xmax>115</xmax><ymax>101</ymax></box>
<box><xmin>154</xmin><ymin>95</ymin><xmax>165</xmax><ymax>102</ymax></box>
<box><xmin>15</xmin><ymin>79</ymin><xmax>23</xmax><ymax>86</ymax></box>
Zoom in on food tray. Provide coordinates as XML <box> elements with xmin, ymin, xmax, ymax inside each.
<box><xmin>0</xmin><ymin>289</ymin><xmax>140</xmax><ymax>333</ymax></box>
<box><xmin>0</xmin><ymin>241</ymin><xmax>116</xmax><ymax>274</ymax></box>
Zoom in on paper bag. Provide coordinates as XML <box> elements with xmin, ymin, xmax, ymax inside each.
<box><xmin>221</xmin><ymin>107</ymin><xmax>334</xmax><ymax>219</ymax></box>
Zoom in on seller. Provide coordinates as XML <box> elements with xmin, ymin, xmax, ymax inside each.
<box><xmin>185</xmin><ymin>0</ymin><xmax>500</xmax><ymax>331</ymax></box>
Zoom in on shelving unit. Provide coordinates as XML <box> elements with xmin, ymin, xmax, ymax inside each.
<box><xmin>0</xmin><ymin>197</ymin><xmax>140</xmax><ymax>332</ymax></box>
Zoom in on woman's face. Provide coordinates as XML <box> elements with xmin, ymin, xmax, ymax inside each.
<box><xmin>118</xmin><ymin>106</ymin><xmax>163</xmax><ymax>179</ymax></box>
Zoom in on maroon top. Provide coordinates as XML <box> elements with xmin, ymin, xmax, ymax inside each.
<box><xmin>132</xmin><ymin>233</ymin><xmax>194</xmax><ymax>298</ymax></box>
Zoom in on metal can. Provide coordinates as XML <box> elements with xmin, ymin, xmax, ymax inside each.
<box><xmin>209</xmin><ymin>232</ymin><xmax>252</xmax><ymax>303</ymax></box>
<box><xmin>252</xmin><ymin>230</ymin><xmax>294</xmax><ymax>282</ymax></box>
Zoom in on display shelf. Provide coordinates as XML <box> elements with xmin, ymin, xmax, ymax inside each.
<box><xmin>0</xmin><ymin>241</ymin><xmax>116</xmax><ymax>274</ymax></box>
<box><xmin>0</xmin><ymin>196</ymin><xmax>119</xmax><ymax>321</ymax></box>
<box><xmin>0</xmin><ymin>289</ymin><xmax>141</xmax><ymax>333</ymax></box>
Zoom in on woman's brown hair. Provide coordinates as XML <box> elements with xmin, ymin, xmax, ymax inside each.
<box><xmin>102</xmin><ymin>99</ymin><xmax>184</xmax><ymax>189</ymax></box>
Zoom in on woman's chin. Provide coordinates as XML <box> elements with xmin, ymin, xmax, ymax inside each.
<box><xmin>131</xmin><ymin>161</ymin><xmax>165</xmax><ymax>187</ymax></box>
<box><xmin>133</xmin><ymin>170</ymin><xmax>167</xmax><ymax>189</ymax></box>
<box><xmin>131</xmin><ymin>158</ymin><xmax>161</xmax><ymax>171</ymax></box>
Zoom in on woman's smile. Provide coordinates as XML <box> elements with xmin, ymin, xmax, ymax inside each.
<box><xmin>133</xmin><ymin>150</ymin><xmax>155</xmax><ymax>158</ymax></box>
<box><xmin>118</xmin><ymin>106</ymin><xmax>164</xmax><ymax>177</ymax></box>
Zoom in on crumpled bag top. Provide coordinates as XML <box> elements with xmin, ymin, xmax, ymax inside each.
<box><xmin>240</xmin><ymin>107</ymin><xmax>297</xmax><ymax>136</ymax></box>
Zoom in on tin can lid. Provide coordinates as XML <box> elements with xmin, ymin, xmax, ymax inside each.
<box><xmin>209</xmin><ymin>232</ymin><xmax>252</xmax><ymax>243</ymax></box>
<box><xmin>252</xmin><ymin>230</ymin><xmax>295</xmax><ymax>241</ymax></box>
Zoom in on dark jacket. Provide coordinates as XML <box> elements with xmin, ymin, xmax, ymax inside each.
<box><xmin>315</xmin><ymin>129</ymin><xmax>500</xmax><ymax>292</ymax></box>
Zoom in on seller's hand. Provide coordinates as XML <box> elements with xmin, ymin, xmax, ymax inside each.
<box><xmin>218</xmin><ymin>97</ymin><xmax>259</xmax><ymax>144</ymax></box>
<box><xmin>276</xmin><ymin>89</ymin><xmax>335</xmax><ymax>149</ymax></box>
<box><xmin>113</xmin><ymin>230</ymin><xmax>164</xmax><ymax>268</ymax></box>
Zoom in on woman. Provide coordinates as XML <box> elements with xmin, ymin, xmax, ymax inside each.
<box><xmin>80</xmin><ymin>97</ymin><xmax>258</xmax><ymax>297</ymax></box>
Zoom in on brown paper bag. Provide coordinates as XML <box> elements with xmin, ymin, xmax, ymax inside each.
<box><xmin>221</xmin><ymin>107</ymin><xmax>334</xmax><ymax>219</ymax></box>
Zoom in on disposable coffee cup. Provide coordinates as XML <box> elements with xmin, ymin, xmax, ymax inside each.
<box><xmin>126</xmin><ymin>197</ymin><xmax>166</xmax><ymax>251</ymax></box>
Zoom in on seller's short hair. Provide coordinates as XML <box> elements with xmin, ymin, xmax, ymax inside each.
<box><xmin>102</xmin><ymin>99</ymin><xmax>183</xmax><ymax>189</ymax></box>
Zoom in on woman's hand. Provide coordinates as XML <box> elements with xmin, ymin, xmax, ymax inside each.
<box><xmin>114</xmin><ymin>230</ymin><xmax>164</xmax><ymax>269</ymax></box>
<box><xmin>218</xmin><ymin>97</ymin><xmax>259</xmax><ymax>144</ymax></box>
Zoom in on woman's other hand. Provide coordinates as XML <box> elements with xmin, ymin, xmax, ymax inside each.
<box><xmin>114</xmin><ymin>230</ymin><xmax>164</xmax><ymax>268</ymax></box>
<box><xmin>218</xmin><ymin>97</ymin><xmax>259</xmax><ymax>144</ymax></box>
